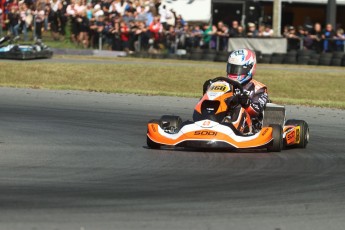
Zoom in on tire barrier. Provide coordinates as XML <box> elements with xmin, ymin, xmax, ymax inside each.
<box><xmin>129</xmin><ymin>50</ymin><xmax>345</xmax><ymax>67</ymax></box>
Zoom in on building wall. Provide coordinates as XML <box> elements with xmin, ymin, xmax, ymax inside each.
<box><xmin>262</xmin><ymin>3</ymin><xmax>345</xmax><ymax>29</ymax></box>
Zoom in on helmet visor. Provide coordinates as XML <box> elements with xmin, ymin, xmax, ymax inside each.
<box><xmin>227</xmin><ymin>63</ymin><xmax>252</xmax><ymax>76</ymax></box>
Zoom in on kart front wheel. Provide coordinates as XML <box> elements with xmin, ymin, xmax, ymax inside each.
<box><xmin>267</xmin><ymin>124</ymin><xmax>283</xmax><ymax>152</ymax></box>
<box><xmin>285</xmin><ymin>119</ymin><xmax>309</xmax><ymax>148</ymax></box>
<box><xmin>147</xmin><ymin>136</ymin><xmax>161</xmax><ymax>149</ymax></box>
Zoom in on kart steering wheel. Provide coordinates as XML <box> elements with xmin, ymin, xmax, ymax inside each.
<box><xmin>210</xmin><ymin>76</ymin><xmax>244</xmax><ymax>94</ymax></box>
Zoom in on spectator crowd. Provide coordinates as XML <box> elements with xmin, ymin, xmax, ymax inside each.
<box><xmin>0</xmin><ymin>0</ymin><xmax>344</xmax><ymax>53</ymax></box>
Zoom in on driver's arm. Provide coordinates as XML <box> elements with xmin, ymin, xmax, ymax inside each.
<box><xmin>246</xmin><ymin>88</ymin><xmax>269</xmax><ymax>117</ymax></box>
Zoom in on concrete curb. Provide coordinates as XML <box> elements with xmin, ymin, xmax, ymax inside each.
<box><xmin>51</xmin><ymin>48</ymin><xmax>127</xmax><ymax>57</ymax></box>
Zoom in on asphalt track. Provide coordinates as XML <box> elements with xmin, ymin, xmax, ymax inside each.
<box><xmin>0</xmin><ymin>86</ymin><xmax>345</xmax><ymax>230</ymax></box>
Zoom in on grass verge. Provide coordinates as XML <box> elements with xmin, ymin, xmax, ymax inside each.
<box><xmin>0</xmin><ymin>57</ymin><xmax>344</xmax><ymax>109</ymax></box>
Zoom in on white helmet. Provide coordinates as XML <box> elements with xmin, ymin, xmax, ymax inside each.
<box><xmin>226</xmin><ymin>48</ymin><xmax>256</xmax><ymax>85</ymax></box>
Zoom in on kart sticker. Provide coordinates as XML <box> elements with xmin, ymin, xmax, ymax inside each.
<box><xmin>209</xmin><ymin>83</ymin><xmax>230</xmax><ymax>93</ymax></box>
<box><xmin>295</xmin><ymin>127</ymin><xmax>300</xmax><ymax>144</ymax></box>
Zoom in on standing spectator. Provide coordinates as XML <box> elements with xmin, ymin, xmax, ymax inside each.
<box><xmin>285</xmin><ymin>26</ymin><xmax>300</xmax><ymax>51</ymax></box>
<box><xmin>0</xmin><ymin>8</ymin><xmax>3</xmax><ymax>37</ymax></box>
<box><xmin>128</xmin><ymin>19</ymin><xmax>138</xmax><ymax>51</ymax></box>
<box><xmin>335</xmin><ymin>28</ymin><xmax>345</xmax><ymax>51</ymax></box>
<box><xmin>66</xmin><ymin>0</ymin><xmax>78</xmax><ymax>43</ymax></box>
<box><xmin>165</xmin><ymin>25</ymin><xmax>176</xmax><ymax>53</ymax></box>
<box><xmin>148</xmin><ymin>15</ymin><xmax>162</xmax><ymax>50</ymax></box>
<box><xmin>90</xmin><ymin>14</ymin><xmax>105</xmax><ymax>48</ymax></box>
<box><xmin>175</xmin><ymin>14</ymin><xmax>185</xmax><ymax>26</ymax></box>
<box><xmin>8</xmin><ymin>6</ymin><xmax>20</xmax><ymax>37</ymax></box>
<box><xmin>258</xmin><ymin>24</ymin><xmax>265</xmax><ymax>37</ymax></box>
<box><xmin>19</xmin><ymin>2</ymin><xmax>30</xmax><ymax>41</ymax></box>
<box><xmin>125</xmin><ymin>1</ymin><xmax>136</xmax><ymax>13</ymax></box>
<box><xmin>158</xmin><ymin>4</ymin><xmax>168</xmax><ymax>30</ymax></box>
<box><xmin>322</xmin><ymin>23</ymin><xmax>336</xmax><ymax>52</ymax></box>
<box><xmin>296</xmin><ymin>25</ymin><xmax>305</xmax><ymax>38</ymax></box>
<box><xmin>182</xmin><ymin>23</ymin><xmax>193</xmax><ymax>50</ymax></box>
<box><xmin>166</xmin><ymin>8</ymin><xmax>176</xmax><ymax>28</ymax></box>
<box><xmin>236</xmin><ymin>25</ymin><xmax>245</xmax><ymax>37</ymax></box>
<box><xmin>113</xmin><ymin>0</ymin><xmax>128</xmax><ymax>16</ymax></box>
<box><xmin>136</xmin><ymin>20</ymin><xmax>149</xmax><ymax>51</ymax></box>
<box><xmin>310</xmin><ymin>22</ymin><xmax>323</xmax><ymax>53</ymax></box>
<box><xmin>216</xmin><ymin>21</ymin><xmax>229</xmax><ymax>51</ymax></box>
<box><xmin>50</xmin><ymin>0</ymin><xmax>60</xmax><ymax>12</ymax></box>
<box><xmin>201</xmin><ymin>23</ymin><xmax>216</xmax><ymax>49</ymax></box>
<box><xmin>101</xmin><ymin>0</ymin><xmax>111</xmax><ymax>17</ymax></box>
<box><xmin>303</xmin><ymin>28</ymin><xmax>314</xmax><ymax>50</ymax></box>
<box><xmin>144</xmin><ymin>6</ymin><xmax>153</xmax><ymax>26</ymax></box>
<box><xmin>57</xmin><ymin>0</ymin><xmax>68</xmax><ymax>40</ymax></box>
<box><xmin>246</xmin><ymin>22</ymin><xmax>258</xmax><ymax>38</ymax></box>
<box><xmin>77</xmin><ymin>10</ymin><xmax>89</xmax><ymax>47</ymax></box>
<box><xmin>93</xmin><ymin>3</ymin><xmax>104</xmax><ymax>19</ymax></box>
<box><xmin>282</xmin><ymin>25</ymin><xmax>289</xmax><ymax>38</ymax></box>
<box><xmin>122</xmin><ymin>9</ymin><xmax>134</xmax><ymax>25</ymax></box>
<box><xmin>229</xmin><ymin>20</ymin><xmax>239</xmax><ymax>37</ymax></box>
<box><xmin>34</xmin><ymin>2</ymin><xmax>45</xmax><ymax>40</ymax></box>
<box><xmin>102</xmin><ymin>15</ymin><xmax>113</xmax><ymax>50</ymax></box>
<box><xmin>120</xmin><ymin>19</ymin><xmax>129</xmax><ymax>51</ymax></box>
<box><xmin>46</xmin><ymin>4</ymin><xmax>60</xmax><ymax>40</ymax></box>
<box><xmin>136</xmin><ymin>5</ymin><xmax>147</xmax><ymax>22</ymax></box>
<box><xmin>262</xmin><ymin>24</ymin><xmax>273</xmax><ymax>37</ymax></box>
<box><xmin>191</xmin><ymin>24</ymin><xmax>202</xmax><ymax>48</ymax></box>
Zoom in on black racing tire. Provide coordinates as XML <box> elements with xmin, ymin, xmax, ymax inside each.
<box><xmin>283</xmin><ymin>56</ymin><xmax>297</xmax><ymax>64</ymax></box>
<box><xmin>297</xmin><ymin>49</ymin><xmax>316</xmax><ymax>56</ymax></box>
<box><xmin>318</xmin><ymin>57</ymin><xmax>332</xmax><ymax>66</ymax></box>
<box><xmin>331</xmin><ymin>58</ymin><xmax>342</xmax><ymax>66</ymax></box>
<box><xmin>297</xmin><ymin>56</ymin><xmax>310</xmax><ymax>65</ymax></box>
<box><xmin>267</xmin><ymin>124</ymin><xmax>283</xmax><ymax>152</ymax></box>
<box><xmin>308</xmin><ymin>59</ymin><xmax>319</xmax><ymax>66</ymax></box>
<box><xmin>270</xmin><ymin>53</ymin><xmax>285</xmax><ymax>64</ymax></box>
<box><xmin>147</xmin><ymin>136</ymin><xmax>161</xmax><ymax>149</ymax></box>
<box><xmin>159</xmin><ymin>115</ymin><xmax>183</xmax><ymax>132</ymax></box>
<box><xmin>260</xmin><ymin>54</ymin><xmax>271</xmax><ymax>63</ymax></box>
<box><xmin>332</xmin><ymin>52</ymin><xmax>344</xmax><ymax>59</ymax></box>
<box><xmin>285</xmin><ymin>119</ymin><xmax>309</xmax><ymax>148</ymax></box>
<box><xmin>202</xmin><ymin>53</ymin><xmax>216</xmax><ymax>61</ymax></box>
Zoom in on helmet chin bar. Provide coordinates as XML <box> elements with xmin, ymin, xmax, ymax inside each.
<box><xmin>228</xmin><ymin>74</ymin><xmax>242</xmax><ymax>83</ymax></box>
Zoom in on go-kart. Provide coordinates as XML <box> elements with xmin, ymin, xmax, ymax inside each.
<box><xmin>147</xmin><ymin>77</ymin><xmax>309</xmax><ymax>152</ymax></box>
<box><xmin>0</xmin><ymin>36</ymin><xmax>53</xmax><ymax>60</ymax></box>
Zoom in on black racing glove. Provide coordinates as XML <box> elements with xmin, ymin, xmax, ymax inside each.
<box><xmin>238</xmin><ymin>93</ymin><xmax>251</xmax><ymax>108</ymax></box>
<box><xmin>202</xmin><ymin>79</ymin><xmax>213</xmax><ymax>95</ymax></box>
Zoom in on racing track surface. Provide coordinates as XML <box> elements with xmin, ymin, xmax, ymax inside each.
<box><xmin>0</xmin><ymin>87</ymin><xmax>345</xmax><ymax>230</ymax></box>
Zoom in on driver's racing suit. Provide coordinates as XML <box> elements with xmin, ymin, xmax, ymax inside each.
<box><xmin>203</xmin><ymin>78</ymin><xmax>269</xmax><ymax>131</ymax></box>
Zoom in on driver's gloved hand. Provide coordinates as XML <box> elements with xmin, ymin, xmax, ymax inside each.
<box><xmin>238</xmin><ymin>93</ymin><xmax>251</xmax><ymax>108</ymax></box>
<box><xmin>202</xmin><ymin>79</ymin><xmax>213</xmax><ymax>95</ymax></box>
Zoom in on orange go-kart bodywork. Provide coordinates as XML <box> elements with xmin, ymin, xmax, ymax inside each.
<box><xmin>147</xmin><ymin>77</ymin><xmax>309</xmax><ymax>152</ymax></box>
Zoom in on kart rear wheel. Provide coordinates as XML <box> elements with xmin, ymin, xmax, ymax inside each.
<box><xmin>267</xmin><ymin>124</ymin><xmax>283</xmax><ymax>152</ymax></box>
<box><xmin>285</xmin><ymin>119</ymin><xmax>309</xmax><ymax>148</ymax></box>
<box><xmin>159</xmin><ymin>115</ymin><xmax>183</xmax><ymax>133</ymax></box>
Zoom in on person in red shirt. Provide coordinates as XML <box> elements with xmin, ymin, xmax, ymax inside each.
<box><xmin>120</xmin><ymin>20</ymin><xmax>129</xmax><ymax>52</ymax></box>
<box><xmin>148</xmin><ymin>15</ymin><xmax>162</xmax><ymax>49</ymax></box>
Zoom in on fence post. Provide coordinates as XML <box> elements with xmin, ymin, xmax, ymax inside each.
<box><xmin>138</xmin><ymin>34</ymin><xmax>141</xmax><ymax>52</ymax></box>
<box><xmin>33</xmin><ymin>15</ymin><xmax>36</xmax><ymax>41</ymax></box>
<box><xmin>299</xmin><ymin>37</ymin><xmax>303</xmax><ymax>50</ymax></box>
<box><xmin>98</xmin><ymin>32</ymin><xmax>102</xmax><ymax>50</ymax></box>
<box><xmin>216</xmin><ymin>35</ymin><xmax>219</xmax><ymax>51</ymax></box>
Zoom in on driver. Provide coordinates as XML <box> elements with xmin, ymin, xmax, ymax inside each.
<box><xmin>203</xmin><ymin>48</ymin><xmax>269</xmax><ymax>131</ymax></box>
